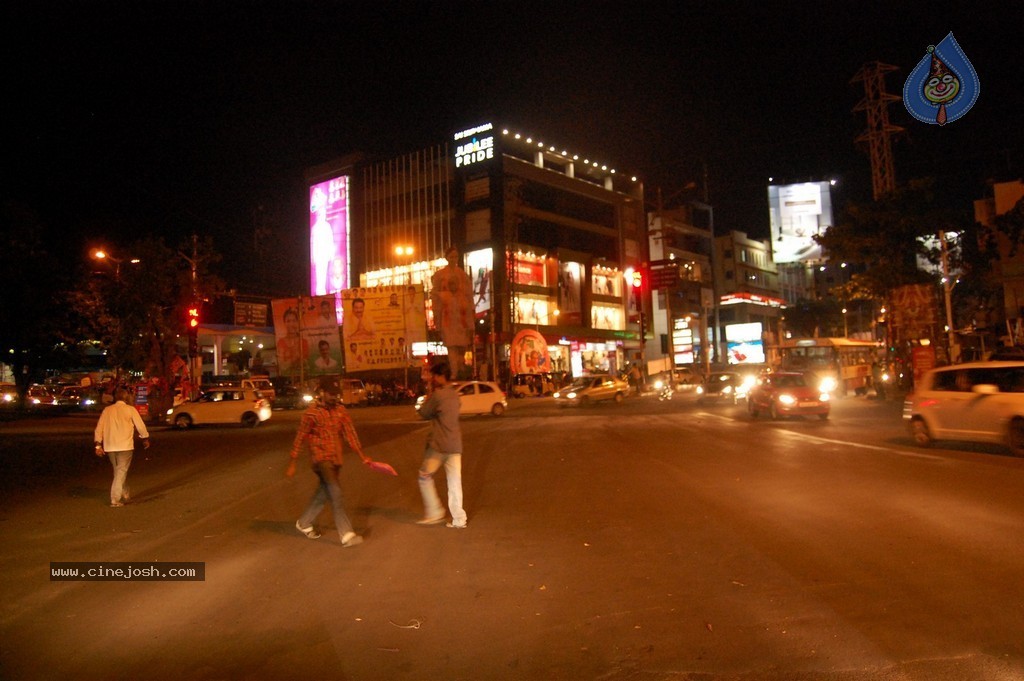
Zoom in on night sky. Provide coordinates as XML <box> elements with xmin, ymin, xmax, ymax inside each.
<box><xmin>6</xmin><ymin>1</ymin><xmax>1022</xmax><ymax>293</ymax></box>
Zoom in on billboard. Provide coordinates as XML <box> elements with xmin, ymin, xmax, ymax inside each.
<box><xmin>767</xmin><ymin>181</ymin><xmax>834</xmax><ymax>264</ymax></box>
<box><xmin>465</xmin><ymin>248</ymin><xmax>493</xmax><ymax>315</ymax></box>
<box><xmin>309</xmin><ymin>175</ymin><xmax>350</xmax><ymax>297</ymax></box>
<box><xmin>271</xmin><ymin>296</ymin><xmax>341</xmax><ymax>378</ymax></box>
<box><xmin>725</xmin><ymin>322</ymin><xmax>765</xmax><ymax>365</ymax></box>
<box><xmin>341</xmin><ymin>285</ymin><xmax>427</xmax><ymax>372</ymax></box>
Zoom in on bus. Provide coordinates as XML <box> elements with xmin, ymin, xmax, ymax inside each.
<box><xmin>778</xmin><ymin>337</ymin><xmax>883</xmax><ymax>396</ymax></box>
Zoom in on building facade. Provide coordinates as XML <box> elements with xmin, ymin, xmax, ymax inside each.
<box><xmin>306</xmin><ymin>123</ymin><xmax>647</xmax><ymax>382</ymax></box>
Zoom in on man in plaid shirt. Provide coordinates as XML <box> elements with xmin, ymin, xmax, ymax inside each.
<box><xmin>286</xmin><ymin>375</ymin><xmax>368</xmax><ymax>547</ymax></box>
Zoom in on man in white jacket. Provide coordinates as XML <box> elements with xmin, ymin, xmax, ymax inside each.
<box><xmin>94</xmin><ymin>387</ymin><xmax>150</xmax><ymax>507</ymax></box>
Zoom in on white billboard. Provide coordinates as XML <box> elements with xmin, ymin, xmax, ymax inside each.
<box><xmin>767</xmin><ymin>181</ymin><xmax>834</xmax><ymax>264</ymax></box>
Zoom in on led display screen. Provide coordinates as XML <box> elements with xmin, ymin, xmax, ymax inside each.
<box><xmin>309</xmin><ymin>175</ymin><xmax>350</xmax><ymax>297</ymax></box>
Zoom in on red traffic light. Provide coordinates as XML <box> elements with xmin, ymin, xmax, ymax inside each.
<box><xmin>630</xmin><ymin>270</ymin><xmax>643</xmax><ymax>289</ymax></box>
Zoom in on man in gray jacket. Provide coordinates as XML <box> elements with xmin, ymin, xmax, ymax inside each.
<box><xmin>415</xmin><ymin>361</ymin><xmax>467</xmax><ymax>528</ymax></box>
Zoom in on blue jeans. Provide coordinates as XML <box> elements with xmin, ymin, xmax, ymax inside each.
<box><xmin>298</xmin><ymin>461</ymin><xmax>354</xmax><ymax>540</ymax></box>
<box><xmin>106</xmin><ymin>450</ymin><xmax>133</xmax><ymax>504</ymax></box>
<box><xmin>419</xmin><ymin>449</ymin><xmax>466</xmax><ymax>526</ymax></box>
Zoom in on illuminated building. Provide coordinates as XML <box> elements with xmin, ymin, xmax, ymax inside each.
<box><xmin>305</xmin><ymin>123</ymin><xmax>647</xmax><ymax>381</ymax></box>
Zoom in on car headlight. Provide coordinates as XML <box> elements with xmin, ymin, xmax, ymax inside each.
<box><xmin>881</xmin><ymin>372</ymin><xmax>890</xmax><ymax>382</ymax></box>
<box><xmin>166</xmin><ymin>408</ymin><xmax>174</xmax><ymax>415</ymax></box>
<box><xmin>566</xmin><ymin>391</ymin><xmax>578</xmax><ymax>399</ymax></box>
<box><xmin>819</xmin><ymin>393</ymin><xmax>830</xmax><ymax>402</ymax></box>
<box><xmin>302</xmin><ymin>394</ymin><xmax>314</xmax><ymax>403</ymax></box>
<box><xmin>722</xmin><ymin>386</ymin><xmax>732</xmax><ymax>394</ymax></box>
<box><xmin>778</xmin><ymin>394</ymin><xmax>797</xmax><ymax>406</ymax></box>
<box><xmin>2</xmin><ymin>394</ymin><xmax>12</xmax><ymax>403</ymax></box>
<box><xmin>818</xmin><ymin>377</ymin><xmax>838</xmax><ymax>393</ymax></box>
<box><xmin>696</xmin><ymin>386</ymin><xmax>704</xmax><ymax>395</ymax></box>
<box><xmin>83</xmin><ymin>398</ymin><xmax>95</xmax><ymax>406</ymax></box>
<box><xmin>653</xmin><ymin>380</ymin><xmax>665</xmax><ymax>390</ymax></box>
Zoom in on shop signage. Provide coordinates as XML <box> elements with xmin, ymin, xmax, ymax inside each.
<box><xmin>454</xmin><ymin>123</ymin><xmax>495</xmax><ymax>168</ymax></box>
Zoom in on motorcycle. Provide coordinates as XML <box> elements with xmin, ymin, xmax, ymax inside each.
<box><xmin>652</xmin><ymin>377</ymin><xmax>674</xmax><ymax>401</ymax></box>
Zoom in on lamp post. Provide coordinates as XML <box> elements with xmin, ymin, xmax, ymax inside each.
<box><xmin>842</xmin><ymin>307</ymin><xmax>849</xmax><ymax>337</ymax></box>
<box><xmin>394</xmin><ymin>245</ymin><xmax>415</xmax><ymax>386</ymax></box>
<box><xmin>91</xmin><ymin>248</ymin><xmax>141</xmax><ymax>280</ymax></box>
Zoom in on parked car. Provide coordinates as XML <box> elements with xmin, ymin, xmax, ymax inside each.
<box><xmin>553</xmin><ymin>375</ymin><xmax>630</xmax><ymax>407</ymax></box>
<box><xmin>57</xmin><ymin>385</ymin><xmax>102</xmax><ymax>411</ymax></box>
<box><xmin>696</xmin><ymin>371</ymin><xmax>752</xmax><ymax>405</ymax></box>
<box><xmin>165</xmin><ymin>388</ymin><xmax>272</xmax><ymax>429</ymax></box>
<box><xmin>904</xmin><ymin>361</ymin><xmax>1024</xmax><ymax>456</ymax></box>
<box><xmin>747</xmin><ymin>371</ymin><xmax>830</xmax><ymax>420</ymax></box>
<box><xmin>1</xmin><ymin>382</ymin><xmax>19</xmax><ymax>408</ymax></box>
<box><xmin>25</xmin><ymin>384</ymin><xmax>60</xmax><ymax>410</ymax></box>
<box><xmin>416</xmin><ymin>380</ymin><xmax>508</xmax><ymax>416</ymax></box>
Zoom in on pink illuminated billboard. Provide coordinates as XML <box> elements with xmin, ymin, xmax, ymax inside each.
<box><xmin>309</xmin><ymin>176</ymin><xmax>350</xmax><ymax>297</ymax></box>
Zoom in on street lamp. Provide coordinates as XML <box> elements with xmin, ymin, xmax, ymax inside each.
<box><xmin>91</xmin><ymin>248</ymin><xmax>140</xmax><ymax>279</ymax></box>
<box><xmin>842</xmin><ymin>307</ymin><xmax>849</xmax><ymax>337</ymax></box>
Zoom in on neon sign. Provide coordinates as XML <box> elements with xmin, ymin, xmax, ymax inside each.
<box><xmin>454</xmin><ymin>123</ymin><xmax>495</xmax><ymax>168</ymax></box>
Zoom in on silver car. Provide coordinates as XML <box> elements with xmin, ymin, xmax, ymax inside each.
<box><xmin>904</xmin><ymin>361</ymin><xmax>1024</xmax><ymax>456</ymax></box>
<box><xmin>553</xmin><ymin>375</ymin><xmax>630</xmax><ymax>407</ymax></box>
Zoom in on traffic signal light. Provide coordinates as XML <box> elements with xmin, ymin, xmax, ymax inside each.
<box><xmin>187</xmin><ymin>304</ymin><xmax>200</xmax><ymax>356</ymax></box>
<box><xmin>630</xmin><ymin>269</ymin><xmax>643</xmax><ymax>290</ymax></box>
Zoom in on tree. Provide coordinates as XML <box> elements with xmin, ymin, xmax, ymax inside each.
<box><xmin>816</xmin><ymin>178</ymin><xmax>960</xmax><ymax>305</ymax></box>
<box><xmin>64</xmin><ymin>235</ymin><xmax>224</xmax><ymax>417</ymax></box>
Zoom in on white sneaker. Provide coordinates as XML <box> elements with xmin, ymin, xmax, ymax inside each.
<box><xmin>341</xmin><ymin>532</ymin><xmax>364</xmax><ymax>547</ymax></box>
<box><xmin>295</xmin><ymin>520</ymin><xmax>321</xmax><ymax>539</ymax></box>
<box><xmin>446</xmin><ymin>522</ymin><xmax>467</xmax><ymax>529</ymax></box>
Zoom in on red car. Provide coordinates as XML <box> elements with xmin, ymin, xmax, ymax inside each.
<box><xmin>747</xmin><ymin>371</ymin><xmax>830</xmax><ymax>420</ymax></box>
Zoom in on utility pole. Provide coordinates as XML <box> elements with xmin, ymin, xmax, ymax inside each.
<box><xmin>939</xmin><ymin>230</ymin><xmax>958</xmax><ymax>363</ymax></box>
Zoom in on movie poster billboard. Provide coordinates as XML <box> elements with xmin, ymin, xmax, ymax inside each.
<box><xmin>558</xmin><ymin>261</ymin><xmax>582</xmax><ymax>325</ymax></box>
<box><xmin>342</xmin><ymin>285</ymin><xmax>426</xmax><ymax>372</ymax></box>
<box><xmin>465</xmin><ymin>248</ymin><xmax>493</xmax><ymax>315</ymax></box>
<box><xmin>309</xmin><ymin>175</ymin><xmax>350</xmax><ymax>297</ymax></box>
<box><xmin>767</xmin><ymin>181</ymin><xmax>834</xmax><ymax>264</ymax></box>
<box><xmin>272</xmin><ymin>296</ymin><xmax>342</xmax><ymax>378</ymax></box>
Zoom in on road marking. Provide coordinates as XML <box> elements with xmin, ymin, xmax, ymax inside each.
<box><xmin>773</xmin><ymin>429</ymin><xmax>945</xmax><ymax>460</ymax></box>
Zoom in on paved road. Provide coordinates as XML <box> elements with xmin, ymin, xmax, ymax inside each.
<box><xmin>2</xmin><ymin>394</ymin><xmax>1023</xmax><ymax>680</ymax></box>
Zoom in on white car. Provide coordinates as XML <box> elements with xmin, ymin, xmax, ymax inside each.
<box><xmin>905</xmin><ymin>361</ymin><xmax>1024</xmax><ymax>456</ymax></box>
<box><xmin>166</xmin><ymin>388</ymin><xmax>272</xmax><ymax>429</ymax></box>
<box><xmin>416</xmin><ymin>380</ymin><xmax>508</xmax><ymax>416</ymax></box>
